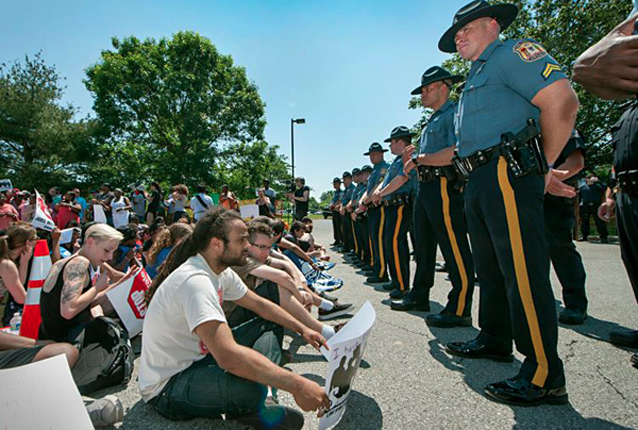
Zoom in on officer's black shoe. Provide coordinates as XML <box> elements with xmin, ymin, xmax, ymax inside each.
<box><xmin>600</xmin><ymin>237</ymin><xmax>609</xmax><ymax>244</ymax></box>
<box><xmin>631</xmin><ymin>353</ymin><xmax>638</xmax><ymax>369</ymax></box>
<box><xmin>558</xmin><ymin>308</ymin><xmax>587</xmax><ymax>325</ymax></box>
<box><xmin>382</xmin><ymin>282</ymin><xmax>396</xmax><ymax>291</ymax></box>
<box><xmin>484</xmin><ymin>377</ymin><xmax>568</xmax><ymax>407</ymax></box>
<box><xmin>609</xmin><ymin>330</ymin><xmax>638</xmax><ymax>348</ymax></box>
<box><xmin>390</xmin><ymin>296</ymin><xmax>430</xmax><ymax>312</ymax></box>
<box><xmin>389</xmin><ymin>288</ymin><xmax>407</xmax><ymax>299</ymax></box>
<box><xmin>435</xmin><ymin>262</ymin><xmax>448</xmax><ymax>273</ymax></box>
<box><xmin>426</xmin><ymin>312</ymin><xmax>472</xmax><ymax>328</ymax></box>
<box><xmin>445</xmin><ymin>339</ymin><xmax>514</xmax><ymax>362</ymax></box>
<box><xmin>366</xmin><ymin>276</ymin><xmax>389</xmax><ymax>284</ymax></box>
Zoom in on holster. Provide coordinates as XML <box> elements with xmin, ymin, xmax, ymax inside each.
<box><xmin>617</xmin><ymin>170</ymin><xmax>638</xmax><ymax>195</ymax></box>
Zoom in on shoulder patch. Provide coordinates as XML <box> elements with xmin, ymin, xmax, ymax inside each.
<box><xmin>541</xmin><ymin>62</ymin><xmax>562</xmax><ymax>80</ymax></box>
<box><xmin>513</xmin><ymin>40</ymin><xmax>547</xmax><ymax>62</ymax></box>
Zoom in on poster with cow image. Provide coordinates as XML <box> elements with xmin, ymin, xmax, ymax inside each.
<box><xmin>319</xmin><ymin>301</ymin><xmax>376</xmax><ymax>430</ymax></box>
<box><xmin>106</xmin><ymin>266</ymin><xmax>152</xmax><ymax>337</ymax></box>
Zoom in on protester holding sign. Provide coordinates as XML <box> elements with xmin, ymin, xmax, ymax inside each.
<box><xmin>54</xmin><ymin>191</ymin><xmax>81</xmax><ymax>229</ymax></box>
<box><xmin>0</xmin><ymin>191</ymin><xmax>20</xmax><ymax>230</ymax></box>
<box><xmin>0</xmin><ymin>223</ymin><xmax>36</xmax><ymax>325</ymax></box>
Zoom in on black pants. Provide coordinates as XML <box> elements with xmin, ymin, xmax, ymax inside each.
<box><xmin>384</xmin><ymin>203</ymin><xmax>412</xmax><ymax>292</ymax></box>
<box><xmin>354</xmin><ymin>216</ymin><xmax>371</xmax><ymax>265</ymax></box>
<box><xmin>411</xmin><ymin>178</ymin><xmax>475</xmax><ymax>316</ymax></box>
<box><xmin>341</xmin><ymin>211</ymin><xmax>354</xmax><ymax>252</ymax></box>
<box><xmin>580</xmin><ymin>203</ymin><xmax>608</xmax><ymax>240</ymax></box>
<box><xmin>332</xmin><ymin>211</ymin><xmax>342</xmax><ymax>245</ymax></box>
<box><xmin>465</xmin><ymin>156</ymin><xmax>564</xmax><ymax>389</ymax></box>
<box><xmin>368</xmin><ymin>206</ymin><xmax>388</xmax><ymax>280</ymax></box>
<box><xmin>545</xmin><ymin>222</ymin><xmax>588</xmax><ymax>312</ymax></box>
<box><xmin>616</xmin><ymin>192</ymin><xmax>638</xmax><ymax>303</ymax></box>
<box><xmin>349</xmin><ymin>213</ymin><xmax>360</xmax><ymax>256</ymax></box>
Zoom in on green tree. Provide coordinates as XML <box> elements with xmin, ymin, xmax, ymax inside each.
<box><xmin>84</xmin><ymin>31</ymin><xmax>270</xmax><ymax>187</ymax></box>
<box><xmin>0</xmin><ymin>53</ymin><xmax>92</xmax><ymax>191</ymax></box>
<box><xmin>319</xmin><ymin>190</ymin><xmax>335</xmax><ymax>207</ymax></box>
<box><xmin>409</xmin><ymin>0</ymin><xmax>632</xmax><ymax>171</ymax></box>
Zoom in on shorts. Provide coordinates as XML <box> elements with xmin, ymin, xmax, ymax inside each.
<box><xmin>0</xmin><ymin>346</ymin><xmax>44</xmax><ymax>369</ymax></box>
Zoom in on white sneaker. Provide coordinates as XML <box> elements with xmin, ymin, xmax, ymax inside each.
<box><xmin>83</xmin><ymin>395</ymin><xmax>124</xmax><ymax>427</ymax></box>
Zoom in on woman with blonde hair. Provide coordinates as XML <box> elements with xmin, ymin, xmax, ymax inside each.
<box><xmin>145</xmin><ymin>223</ymin><xmax>193</xmax><ymax>280</ymax></box>
<box><xmin>0</xmin><ymin>223</ymin><xmax>36</xmax><ymax>325</ymax></box>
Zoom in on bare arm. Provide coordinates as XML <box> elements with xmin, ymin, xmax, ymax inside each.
<box><xmin>250</xmin><ymin>265</ymin><xmax>304</xmax><ymax>302</ymax></box>
<box><xmin>59</xmin><ymin>257</ymin><xmax>100</xmax><ymax>320</ymax></box>
<box><xmin>0</xmin><ymin>260</ymin><xmax>27</xmax><ymax>304</ymax></box>
<box><xmin>278</xmin><ymin>238</ymin><xmax>315</xmax><ymax>265</ymax></box>
<box><xmin>553</xmin><ymin>149</ymin><xmax>585</xmax><ymax>181</ymax></box>
<box><xmin>416</xmin><ymin>146</ymin><xmax>456</xmax><ymax>167</ymax></box>
<box><xmin>377</xmin><ymin>175</ymin><xmax>408</xmax><ymax>198</ymax></box>
<box><xmin>0</xmin><ymin>331</ymin><xmax>36</xmax><ymax>350</ymax></box>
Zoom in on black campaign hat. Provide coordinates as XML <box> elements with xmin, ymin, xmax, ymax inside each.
<box><xmin>342</xmin><ymin>171</ymin><xmax>352</xmax><ymax>178</ymax></box>
<box><xmin>333</xmin><ymin>177</ymin><xmax>341</xmax><ymax>183</ymax></box>
<box><xmin>410</xmin><ymin>66</ymin><xmax>464</xmax><ymax>95</ymax></box>
<box><xmin>438</xmin><ymin>1</ymin><xmax>519</xmax><ymax>53</ymax></box>
<box><xmin>384</xmin><ymin>126</ymin><xmax>414</xmax><ymax>143</ymax></box>
<box><xmin>361</xmin><ymin>165</ymin><xmax>373</xmax><ymax>173</ymax></box>
<box><xmin>351</xmin><ymin>168</ymin><xmax>361</xmax><ymax>176</ymax></box>
<box><xmin>363</xmin><ymin>142</ymin><xmax>388</xmax><ymax>156</ymax></box>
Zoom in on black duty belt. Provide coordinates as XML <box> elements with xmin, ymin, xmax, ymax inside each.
<box><xmin>383</xmin><ymin>193</ymin><xmax>412</xmax><ymax>207</ymax></box>
<box><xmin>417</xmin><ymin>165</ymin><xmax>457</xmax><ymax>183</ymax></box>
<box><xmin>617</xmin><ymin>169</ymin><xmax>638</xmax><ymax>195</ymax></box>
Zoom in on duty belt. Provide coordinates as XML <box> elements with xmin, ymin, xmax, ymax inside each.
<box><xmin>383</xmin><ymin>193</ymin><xmax>412</xmax><ymax>207</ymax></box>
<box><xmin>617</xmin><ymin>170</ymin><xmax>638</xmax><ymax>195</ymax></box>
<box><xmin>417</xmin><ymin>165</ymin><xmax>457</xmax><ymax>183</ymax></box>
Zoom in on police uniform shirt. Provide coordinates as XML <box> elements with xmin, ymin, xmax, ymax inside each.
<box><xmin>331</xmin><ymin>189</ymin><xmax>343</xmax><ymax>205</ymax></box>
<box><xmin>611</xmin><ymin>100</ymin><xmax>638</xmax><ymax>172</ymax></box>
<box><xmin>580</xmin><ymin>182</ymin><xmax>606</xmax><ymax>204</ymax></box>
<box><xmin>456</xmin><ymin>39</ymin><xmax>568</xmax><ymax>157</ymax></box>
<box><xmin>352</xmin><ymin>183</ymin><xmax>366</xmax><ymax>205</ymax></box>
<box><xmin>367</xmin><ymin>162</ymin><xmax>389</xmax><ymax>195</ymax></box>
<box><xmin>341</xmin><ymin>183</ymin><xmax>356</xmax><ymax>205</ymax></box>
<box><xmin>419</xmin><ymin>100</ymin><xmax>457</xmax><ymax>154</ymax></box>
<box><xmin>381</xmin><ymin>155</ymin><xmax>417</xmax><ymax>201</ymax></box>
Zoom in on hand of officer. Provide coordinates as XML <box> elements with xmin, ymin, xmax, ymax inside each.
<box><xmin>371</xmin><ymin>191</ymin><xmax>382</xmax><ymax>205</ymax></box>
<box><xmin>292</xmin><ymin>378</ymin><xmax>331</xmax><ymax>413</ymax></box>
<box><xmin>573</xmin><ymin>13</ymin><xmax>638</xmax><ymax>100</ymax></box>
<box><xmin>402</xmin><ymin>145</ymin><xmax>416</xmax><ymax>163</ymax></box>
<box><xmin>404</xmin><ymin>159</ymin><xmax>416</xmax><ymax>175</ymax></box>
<box><xmin>598</xmin><ymin>198</ymin><xmax>616</xmax><ymax>222</ymax></box>
<box><xmin>545</xmin><ymin>169</ymin><xmax>576</xmax><ymax>198</ymax></box>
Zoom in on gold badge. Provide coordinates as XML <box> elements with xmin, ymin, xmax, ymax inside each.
<box><xmin>542</xmin><ymin>63</ymin><xmax>562</xmax><ymax>80</ymax></box>
<box><xmin>513</xmin><ymin>41</ymin><xmax>547</xmax><ymax>62</ymax></box>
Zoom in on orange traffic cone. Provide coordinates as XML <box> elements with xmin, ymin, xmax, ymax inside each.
<box><xmin>19</xmin><ymin>240</ymin><xmax>52</xmax><ymax>339</ymax></box>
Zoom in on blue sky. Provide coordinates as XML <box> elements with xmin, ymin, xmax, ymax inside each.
<box><xmin>1</xmin><ymin>0</ymin><xmax>467</xmax><ymax>197</ymax></box>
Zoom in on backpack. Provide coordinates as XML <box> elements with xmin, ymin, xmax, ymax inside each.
<box><xmin>70</xmin><ymin>317</ymin><xmax>135</xmax><ymax>396</ymax></box>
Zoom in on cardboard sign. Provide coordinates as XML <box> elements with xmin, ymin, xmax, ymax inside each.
<box><xmin>239</xmin><ymin>204</ymin><xmax>259</xmax><ymax>220</ymax></box>
<box><xmin>0</xmin><ymin>179</ymin><xmax>12</xmax><ymax>192</ymax></box>
<box><xmin>106</xmin><ymin>267</ymin><xmax>152</xmax><ymax>337</ymax></box>
<box><xmin>31</xmin><ymin>190</ymin><xmax>56</xmax><ymax>231</ymax></box>
<box><xmin>0</xmin><ymin>354</ymin><xmax>93</xmax><ymax>430</ymax></box>
<box><xmin>93</xmin><ymin>204</ymin><xmax>107</xmax><ymax>223</ymax></box>
<box><xmin>319</xmin><ymin>301</ymin><xmax>376</xmax><ymax>430</ymax></box>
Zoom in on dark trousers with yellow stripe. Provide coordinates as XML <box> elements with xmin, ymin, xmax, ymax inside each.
<box><xmin>341</xmin><ymin>211</ymin><xmax>354</xmax><ymax>252</ymax></box>
<box><xmin>411</xmin><ymin>177</ymin><xmax>475</xmax><ymax>316</ymax></box>
<box><xmin>465</xmin><ymin>157</ymin><xmax>564</xmax><ymax>389</ymax></box>
<box><xmin>368</xmin><ymin>206</ymin><xmax>388</xmax><ymax>280</ymax></box>
<box><xmin>355</xmin><ymin>216</ymin><xmax>372</xmax><ymax>266</ymax></box>
<box><xmin>384</xmin><ymin>202</ymin><xmax>412</xmax><ymax>292</ymax></box>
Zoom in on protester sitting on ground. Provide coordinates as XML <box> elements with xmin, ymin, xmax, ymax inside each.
<box><xmin>59</xmin><ymin>224</ymin><xmax>82</xmax><ymax>259</ymax></box>
<box><xmin>190</xmin><ymin>184</ymin><xmax>214</xmax><ymax>222</ymax></box>
<box><xmin>0</xmin><ymin>223</ymin><xmax>36</xmax><ymax>325</ymax></box>
<box><xmin>256</xmin><ymin>188</ymin><xmax>275</xmax><ymax>218</ymax></box>
<box><xmin>54</xmin><ymin>190</ymin><xmax>82</xmax><ymax>229</ymax></box>
<box><xmin>142</xmin><ymin>218</ymin><xmax>166</xmax><ymax>257</ymax></box>
<box><xmin>300</xmin><ymin>217</ymin><xmax>329</xmax><ymax>260</ymax></box>
<box><xmin>0</xmin><ymin>331</ymin><xmax>124</xmax><ymax>427</ymax></box>
<box><xmin>111</xmin><ymin>188</ymin><xmax>132</xmax><ymax>229</ymax></box>
<box><xmin>219</xmin><ymin>184</ymin><xmax>238</xmax><ymax>211</ymax></box>
<box><xmin>146</xmin><ymin>223</ymin><xmax>193</xmax><ymax>279</ymax></box>
<box><xmin>109</xmin><ymin>226</ymin><xmax>139</xmax><ymax>272</ymax></box>
<box><xmin>146</xmin><ymin>182</ymin><xmax>163</xmax><ymax>224</ymax></box>
<box><xmin>38</xmin><ymin>224</ymin><xmax>135</xmax><ymax>342</ymax></box>
<box><xmin>0</xmin><ymin>191</ymin><xmax>20</xmax><ymax>230</ymax></box>
<box><xmin>269</xmin><ymin>218</ymin><xmax>321</xmax><ymax>272</ymax></box>
<box><xmin>139</xmin><ymin>208</ymin><xmax>330</xmax><ymax>429</ymax></box>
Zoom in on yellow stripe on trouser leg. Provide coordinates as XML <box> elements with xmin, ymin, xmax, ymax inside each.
<box><xmin>497</xmin><ymin>157</ymin><xmax>549</xmax><ymax>387</ymax></box>
<box><xmin>369</xmin><ymin>237</ymin><xmax>374</xmax><ymax>266</ymax></box>
<box><xmin>378</xmin><ymin>207</ymin><xmax>386</xmax><ymax>278</ymax></box>
<box><xmin>351</xmin><ymin>217</ymin><xmax>359</xmax><ymax>254</ymax></box>
<box><xmin>440</xmin><ymin>177</ymin><xmax>470</xmax><ymax>316</ymax></box>
<box><xmin>392</xmin><ymin>205</ymin><xmax>405</xmax><ymax>291</ymax></box>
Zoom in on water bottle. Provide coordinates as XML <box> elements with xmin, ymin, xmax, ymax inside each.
<box><xmin>9</xmin><ymin>312</ymin><xmax>22</xmax><ymax>332</ymax></box>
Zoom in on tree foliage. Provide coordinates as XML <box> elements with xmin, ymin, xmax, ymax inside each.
<box><xmin>409</xmin><ymin>0</ymin><xmax>632</xmax><ymax>171</ymax></box>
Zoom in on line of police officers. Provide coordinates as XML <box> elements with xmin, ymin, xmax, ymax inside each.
<box><xmin>329</xmin><ymin>0</ymin><xmax>638</xmax><ymax>406</ymax></box>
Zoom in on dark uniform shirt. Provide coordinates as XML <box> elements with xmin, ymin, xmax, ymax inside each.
<box><xmin>580</xmin><ymin>182</ymin><xmax>606</xmax><ymax>205</ymax></box>
<box><xmin>367</xmin><ymin>161</ymin><xmax>389</xmax><ymax>195</ymax></box>
<box><xmin>611</xmin><ymin>100</ymin><xmax>638</xmax><ymax>172</ymax></box>
<box><xmin>340</xmin><ymin>183</ymin><xmax>356</xmax><ymax>205</ymax></box>
<box><xmin>331</xmin><ymin>189</ymin><xmax>343</xmax><ymax>205</ymax></box>
<box><xmin>419</xmin><ymin>100</ymin><xmax>457</xmax><ymax>155</ymax></box>
<box><xmin>456</xmin><ymin>39</ymin><xmax>567</xmax><ymax>157</ymax></box>
<box><xmin>352</xmin><ymin>183</ymin><xmax>366</xmax><ymax>204</ymax></box>
<box><xmin>381</xmin><ymin>155</ymin><xmax>417</xmax><ymax>201</ymax></box>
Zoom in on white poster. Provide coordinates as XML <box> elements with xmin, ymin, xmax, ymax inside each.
<box><xmin>31</xmin><ymin>190</ymin><xmax>56</xmax><ymax>232</ymax></box>
<box><xmin>93</xmin><ymin>204</ymin><xmax>107</xmax><ymax>224</ymax></box>
<box><xmin>106</xmin><ymin>267</ymin><xmax>152</xmax><ymax>337</ymax></box>
<box><xmin>59</xmin><ymin>228</ymin><xmax>74</xmax><ymax>245</ymax></box>
<box><xmin>319</xmin><ymin>301</ymin><xmax>376</xmax><ymax>430</ymax></box>
<box><xmin>0</xmin><ymin>179</ymin><xmax>12</xmax><ymax>192</ymax></box>
<box><xmin>0</xmin><ymin>354</ymin><xmax>93</xmax><ymax>430</ymax></box>
<box><xmin>240</xmin><ymin>204</ymin><xmax>259</xmax><ymax>220</ymax></box>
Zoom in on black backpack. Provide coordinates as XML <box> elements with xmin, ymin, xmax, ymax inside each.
<box><xmin>70</xmin><ymin>317</ymin><xmax>135</xmax><ymax>396</ymax></box>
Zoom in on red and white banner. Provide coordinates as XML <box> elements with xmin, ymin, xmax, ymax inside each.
<box><xmin>106</xmin><ymin>267</ymin><xmax>152</xmax><ymax>337</ymax></box>
<box><xmin>31</xmin><ymin>190</ymin><xmax>56</xmax><ymax>232</ymax></box>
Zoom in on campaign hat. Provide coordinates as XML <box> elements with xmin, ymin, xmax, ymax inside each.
<box><xmin>342</xmin><ymin>171</ymin><xmax>352</xmax><ymax>178</ymax></box>
<box><xmin>351</xmin><ymin>168</ymin><xmax>362</xmax><ymax>176</ymax></box>
<box><xmin>384</xmin><ymin>126</ymin><xmax>414</xmax><ymax>143</ymax></box>
<box><xmin>333</xmin><ymin>177</ymin><xmax>342</xmax><ymax>183</ymax></box>
<box><xmin>410</xmin><ymin>66</ymin><xmax>464</xmax><ymax>95</ymax></box>
<box><xmin>363</xmin><ymin>142</ymin><xmax>388</xmax><ymax>155</ymax></box>
<box><xmin>361</xmin><ymin>165</ymin><xmax>373</xmax><ymax>173</ymax></box>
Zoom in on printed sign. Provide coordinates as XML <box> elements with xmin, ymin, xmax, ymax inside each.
<box><xmin>239</xmin><ymin>204</ymin><xmax>259</xmax><ymax>220</ymax></box>
<box><xmin>106</xmin><ymin>267</ymin><xmax>152</xmax><ymax>337</ymax></box>
<box><xmin>319</xmin><ymin>301</ymin><xmax>376</xmax><ymax>430</ymax></box>
<box><xmin>93</xmin><ymin>204</ymin><xmax>107</xmax><ymax>223</ymax></box>
<box><xmin>31</xmin><ymin>190</ymin><xmax>56</xmax><ymax>232</ymax></box>
<box><xmin>0</xmin><ymin>179</ymin><xmax>12</xmax><ymax>192</ymax></box>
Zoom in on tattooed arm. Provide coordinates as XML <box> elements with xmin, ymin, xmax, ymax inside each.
<box><xmin>59</xmin><ymin>257</ymin><xmax>105</xmax><ymax>320</ymax></box>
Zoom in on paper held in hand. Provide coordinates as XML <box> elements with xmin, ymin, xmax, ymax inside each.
<box><xmin>106</xmin><ymin>266</ymin><xmax>152</xmax><ymax>337</ymax></box>
<box><xmin>31</xmin><ymin>190</ymin><xmax>56</xmax><ymax>232</ymax></box>
<box><xmin>93</xmin><ymin>204</ymin><xmax>107</xmax><ymax>223</ymax></box>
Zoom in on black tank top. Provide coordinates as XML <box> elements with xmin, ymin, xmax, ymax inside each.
<box><xmin>38</xmin><ymin>257</ymin><xmax>93</xmax><ymax>342</ymax></box>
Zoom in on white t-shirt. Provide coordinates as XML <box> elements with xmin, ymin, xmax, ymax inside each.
<box><xmin>111</xmin><ymin>197</ymin><xmax>129</xmax><ymax>229</ymax></box>
<box><xmin>138</xmin><ymin>253</ymin><xmax>248</xmax><ymax>402</ymax></box>
<box><xmin>190</xmin><ymin>193</ymin><xmax>215</xmax><ymax>221</ymax></box>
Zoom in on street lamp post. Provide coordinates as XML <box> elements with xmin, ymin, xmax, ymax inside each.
<box><xmin>290</xmin><ymin>118</ymin><xmax>305</xmax><ymax>180</ymax></box>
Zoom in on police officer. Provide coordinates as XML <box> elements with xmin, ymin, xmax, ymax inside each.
<box><xmin>438</xmin><ymin>1</ymin><xmax>579</xmax><ymax>405</ymax></box>
<box><xmin>345</xmin><ymin>167</ymin><xmax>363</xmax><ymax>261</ymax></box>
<box><xmin>339</xmin><ymin>171</ymin><xmax>356</xmax><ymax>254</ymax></box>
<box><xmin>353</xmin><ymin>165</ymin><xmax>374</xmax><ymax>274</ymax></box>
<box><xmin>329</xmin><ymin>177</ymin><xmax>343</xmax><ymax>246</ymax></box>
<box><xmin>360</xmin><ymin>143</ymin><xmax>390</xmax><ymax>284</ymax></box>
<box><xmin>579</xmin><ymin>174</ymin><xmax>609</xmax><ymax>243</ymax></box>
<box><xmin>372</xmin><ymin>126</ymin><xmax>418</xmax><ymax>299</ymax></box>
<box><xmin>544</xmin><ymin>130</ymin><xmax>588</xmax><ymax>325</ymax></box>
<box><xmin>391</xmin><ymin>66</ymin><xmax>476</xmax><ymax>330</ymax></box>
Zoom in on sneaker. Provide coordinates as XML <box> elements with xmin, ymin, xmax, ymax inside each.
<box><xmin>83</xmin><ymin>395</ymin><xmax>124</xmax><ymax>427</ymax></box>
<box><xmin>319</xmin><ymin>302</ymin><xmax>355</xmax><ymax>321</ymax></box>
<box><xmin>318</xmin><ymin>291</ymin><xmax>339</xmax><ymax>302</ymax></box>
<box><xmin>227</xmin><ymin>405</ymin><xmax>304</xmax><ymax>430</ymax></box>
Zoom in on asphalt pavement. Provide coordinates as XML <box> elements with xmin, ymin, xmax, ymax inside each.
<box><xmin>103</xmin><ymin>219</ymin><xmax>638</xmax><ymax>430</ymax></box>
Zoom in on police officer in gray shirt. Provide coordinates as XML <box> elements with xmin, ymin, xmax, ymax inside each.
<box><xmin>438</xmin><ymin>0</ymin><xmax>579</xmax><ymax>406</ymax></box>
